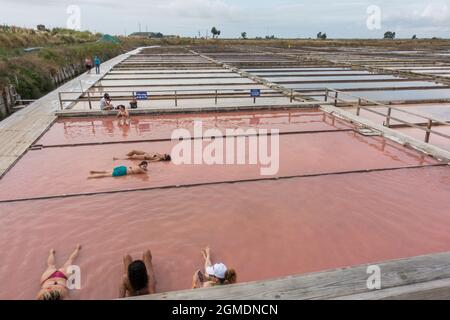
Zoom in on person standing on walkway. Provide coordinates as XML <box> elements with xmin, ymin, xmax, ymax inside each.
<box><xmin>84</xmin><ymin>57</ymin><xmax>93</xmax><ymax>74</ymax></box>
<box><xmin>94</xmin><ymin>56</ymin><xmax>101</xmax><ymax>74</ymax></box>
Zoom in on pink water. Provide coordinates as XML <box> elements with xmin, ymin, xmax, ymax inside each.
<box><xmin>0</xmin><ymin>167</ymin><xmax>450</xmax><ymax>300</ymax></box>
<box><xmin>0</xmin><ymin>132</ymin><xmax>437</xmax><ymax>201</ymax></box>
<box><xmin>37</xmin><ymin>109</ymin><xmax>351</xmax><ymax>146</ymax></box>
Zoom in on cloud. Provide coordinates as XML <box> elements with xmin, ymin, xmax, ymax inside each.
<box><xmin>154</xmin><ymin>0</ymin><xmax>241</xmax><ymax>20</ymax></box>
<box><xmin>384</xmin><ymin>1</ymin><xmax>450</xmax><ymax>28</ymax></box>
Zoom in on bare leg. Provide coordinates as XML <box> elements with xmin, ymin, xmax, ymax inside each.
<box><xmin>61</xmin><ymin>244</ymin><xmax>82</xmax><ymax>271</ymax></box>
<box><xmin>88</xmin><ymin>173</ymin><xmax>112</xmax><ymax>179</ymax></box>
<box><xmin>127</xmin><ymin>150</ymin><xmax>146</xmax><ymax>157</ymax></box>
<box><xmin>202</xmin><ymin>246</ymin><xmax>212</xmax><ymax>270</ymax></box>
<box><xmin>40</xmin><ymin>249</ymin><xmax>57</xmax><ymax>283</ymax></box>
<box><xmin>143</xmin><ymin>250</ymin><xmax>156</xmax><ymax>294</ymax></box>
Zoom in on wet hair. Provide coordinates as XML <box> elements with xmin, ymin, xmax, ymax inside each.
<box><xmin>118</xmin><ymin>105</ymin><xmax>126</xmax><ymax>110</ymax></box>
<box><xmin>139</xmin><ymin>161</ymin><xmax>148</xmax><ymax>167</ymax></box>
<box><xmin>128</xmin><ymin>260</ymin><xmax>148</xmax><ymax>292</ymax></box>
<box><xmin>218</xmin><ymin>269</ymin><xmax>237</xmax><ymax>285</ymax></box>
<box><xmin>164</xmin><ymin>154</ymin><xmax>171</xmax><ymax>161</ymax></box>
<box><xmin>40</xmin><ymin>290</ymin><xmax>62</xmax><ymax>300</ymax></box>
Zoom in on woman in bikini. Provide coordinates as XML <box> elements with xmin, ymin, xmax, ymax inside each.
<box><xmin>88</xmin><ymin>161</ymin><xmax>148</xmax><ymax>179</ymax></box>
<box><xmin>37</xmin><ymin>244</ymin><xmax>82</xmax><ymax>300</ymax></box>
<box><xmin>113</xmin><ymin>150</ymin><xmax>171</xmax><ymax>162</ymax></box>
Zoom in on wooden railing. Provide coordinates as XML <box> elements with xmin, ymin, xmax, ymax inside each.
<box><xmin>324</xmin><ymin>88</ymin><xmax>450</xmax><ymax>144</ymax></box>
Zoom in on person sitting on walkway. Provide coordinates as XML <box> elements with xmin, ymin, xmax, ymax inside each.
<box><xmin>117</xmin><ymin>105</ymin><xmax>130</xmax><ymax>119</ymax></box>
<box><xmin>37</xmin><ymin>244</ymin><xmax>82</xmax><ymax>300</ymax></box>
<box><xmin>100</xmin><ymin>93</ymin><xmax>114</xmax><ymax>111</ymax></box>
<box><xmin>113</xmin><ymin>150</ymin><xmax>171</xmax><ymax>162</ymax></box>
<box><xmin>119</xmin><ymin>249</ymin><xmax>156</xmax><ymax>298</ymax></box>
<box><xmin>88</xmin><ymin>161</ymin><xmax>148</xmax><ymax>179</ymax></box>
<box><xmin>192</xmin><ymin>246</ymin><xmax>237</xmax><ymax>289</ymax></box>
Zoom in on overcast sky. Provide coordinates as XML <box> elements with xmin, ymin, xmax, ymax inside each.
<box><xmin>0</xmin><ymin>0</ymin><xmax>449</xmax><ymax>38</ymax></box>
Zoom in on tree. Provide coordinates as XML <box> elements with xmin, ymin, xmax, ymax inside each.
<box><xmin>384</xmin><ymin>31</ymin><xmax>396</xmax><ymax>39</ymax></box>
<box><xmin>412</xmin><ymin>34</ymin><xmax>417</xmax><ymax>39</ymax></box>
<box><xmin>211</xmin><ymin>27</ymin><xmax>221</xmax><ymax>38</ymax></box>
<box><xmin>241</xmin><ymin>32</ymin><xmax>247</xmax><ymax>40</ymax></box>
<box><xmin>317</xmin><ymin>32</ymin><xmax>327</xmax><ymax>40</ymax></box>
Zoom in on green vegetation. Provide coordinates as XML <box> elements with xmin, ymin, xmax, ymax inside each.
<box><xmin>384</xmin><ymin>31</ymin><xmax>396</xmax><ymax>39</ymax></box>
<box><xmin>211</xmin><ymin>27</ymin><xmax>221</xmax><ymax>38</ymax></box>
<box><xmin>317</xmin><ymin>32</ymin><xmax>327</xmax><ymax>40</ymax></box>
<box><xmin>0</xmin><ymin>26</ymin><xmax>160</xmax><ymax>100</ymax></box>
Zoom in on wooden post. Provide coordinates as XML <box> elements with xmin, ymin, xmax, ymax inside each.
<box><xmin>58</xmin><ymin>92</ymin><xmax>63</xmax><ymax>110</ymax></box>
<box><xmin>215</xmin><ymin>90</ymin><xmax>218</xmax><ymax>105</ymax></box>
<box><xmin>385</xmin><ymin>107</ymin><xmax>392</xmax><ymax>127</ymax></box>
<box><xmin>425</xmin><ymin>120</ymin><xmax>433</xmax><ymax>143</ymax></box>
<box><xmin>290</xmin><ymin>89</ymin><xmax>294</xmax><ymax>103</ymax></box>
<box><xmin>87</xmin><ymin>91</ymin><xmax>92</xmax><ymax>110</ymax></box>
<box><xmin>324</xmin><ymin>88</ymin><xmax>329</xmax><ymax>102</ymax></box>
<box><xmin>175</xmin><ymin>90</ymin><xmax>178</xmax><ymax>107</ymax></box>
<box><xmin>334</xmin><ymin>91</ymin><xmax>338</xmax><ymax>106</ymax></box>
<box><xmin>253</xmin><ymin>96</ymin><xmax>256</xmax><ymax>104</ymax></box>
<box><xmin>356</xmin><ymin>98</ymin><xmax>361</xmax><ymax>116</ymax></box>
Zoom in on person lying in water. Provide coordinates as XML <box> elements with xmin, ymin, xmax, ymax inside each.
<box><xmin>37</xmin><ymin>244</ymin><xmax>82</xmax><ymax>300</ymax></box>
<box><xmin>119</xmin><ymin>249</ymin><xmax>156</xmax><ymax>298</ymax></box>
<box><xmin>88</xmin><ymin>161</ymin><xmax>148</xmax><ymax>179</ymax></box>
<box><xmin>113</xmin><ymin>150</ymin><xmax>171</xmax><ymax>162</ymax></box>
<box><xmin>192</xmin><ymin>246</ymin><xmax>237</xmax><ymax>289</ymax></box>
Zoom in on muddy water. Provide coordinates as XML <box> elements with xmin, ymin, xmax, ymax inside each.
<box><xmin>0</xmin><ymin>166</ymin><xmax>449</xmax><ymax>300</ymax></box>
<box><xmin>0</xmin><ymin>131</ymin><xmax>437</xmax><ymax>201</ymax></box>
<box><xmin>37</xmin><ymin>110</ymin><xmax>351</xmax><ymax>146</ymax></box>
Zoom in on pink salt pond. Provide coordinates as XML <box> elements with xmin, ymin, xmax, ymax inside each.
<box><xmin>0</xmin><ymin>108</ymin><xmax>449</xmax><ymax>300</ymax></box>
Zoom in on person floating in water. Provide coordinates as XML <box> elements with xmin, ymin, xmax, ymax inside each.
<box><xmin>88</xmin><ymin>161</ymin><xmax>148</xmax><ymax>179</ymax></box>
<box><xmin>192</xmin><ymin>246</ymin><xmax>237</xmax><ymax>289</ymax></box>
<box><xmin>113</xmin><ymin>150</ymin><xmax>171</xmax><ymax>162</ymax></box>
<box><xmin>119</xmin><ymin>249</ymin><xmax>156</xmax><ymax>298</ymax></box>
<box><xmin>37</xmin><ymin>244</ymin><xmax>82</xmax><ymax>300</ymax></box>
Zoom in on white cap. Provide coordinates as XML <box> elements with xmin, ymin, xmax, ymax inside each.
<box><xmin>206</xmin><ymin>263</ymin><xmax>227</xmax><ymax>279</ymax></box>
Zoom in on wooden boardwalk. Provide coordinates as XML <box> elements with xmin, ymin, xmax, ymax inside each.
<box><xmin>127</xmin><ymin>251</ymin><xmax>450</xmax><ymax>300</ymax></box>
<box><xmin>0</xmin><ymin>47</ymin><xmax>145</xmax><ymax>178</ymax></box>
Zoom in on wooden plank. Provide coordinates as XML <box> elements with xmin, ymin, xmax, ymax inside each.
<box><xmin>126</xmin><ymin>251</ymin><xmax>450</xmax><ymax>300</ymax></box>
<box><xmin>332</xmin><ymin>278</ymin><xmax>450</xmax><ymax>300</ymax></box>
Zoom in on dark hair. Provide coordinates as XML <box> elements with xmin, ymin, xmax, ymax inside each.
<box><xmin>118</xmin><ymin>105</ymin><xmax>126</xmax><ymax>110</ymax></box>
<box><xmin>139</xmin><ymin>161</ymin><xmax>148</xmax><ymax>167</ymax></box>
<box><xmin>128</xmin><ymin>260</ymin><xmax>148</xmax><ymax>292</ymax></box>
<box><xmin>104</xmin><ymin>93</ymin><xmax>110</xmax><ymax>99</ymax></box>
<box><xmin>41</xmin><ymin>290</ymin><xmax>62</xmax><ymax>300</ymax></box>
<box><xmin>164</xmin><ymin>154</ymin><xmax>171</xmax><ymax>161</ymax></box>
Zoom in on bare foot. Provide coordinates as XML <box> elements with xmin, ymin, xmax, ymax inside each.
<box><xmin>144</xmin><ymin>249</ymin><xmax>152</xmax><ymax>262</ymax></box>
<box><xmin>201</xmin><ymin>246</ymin><xmax>210</xmax><ymax>259</ymax></box>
